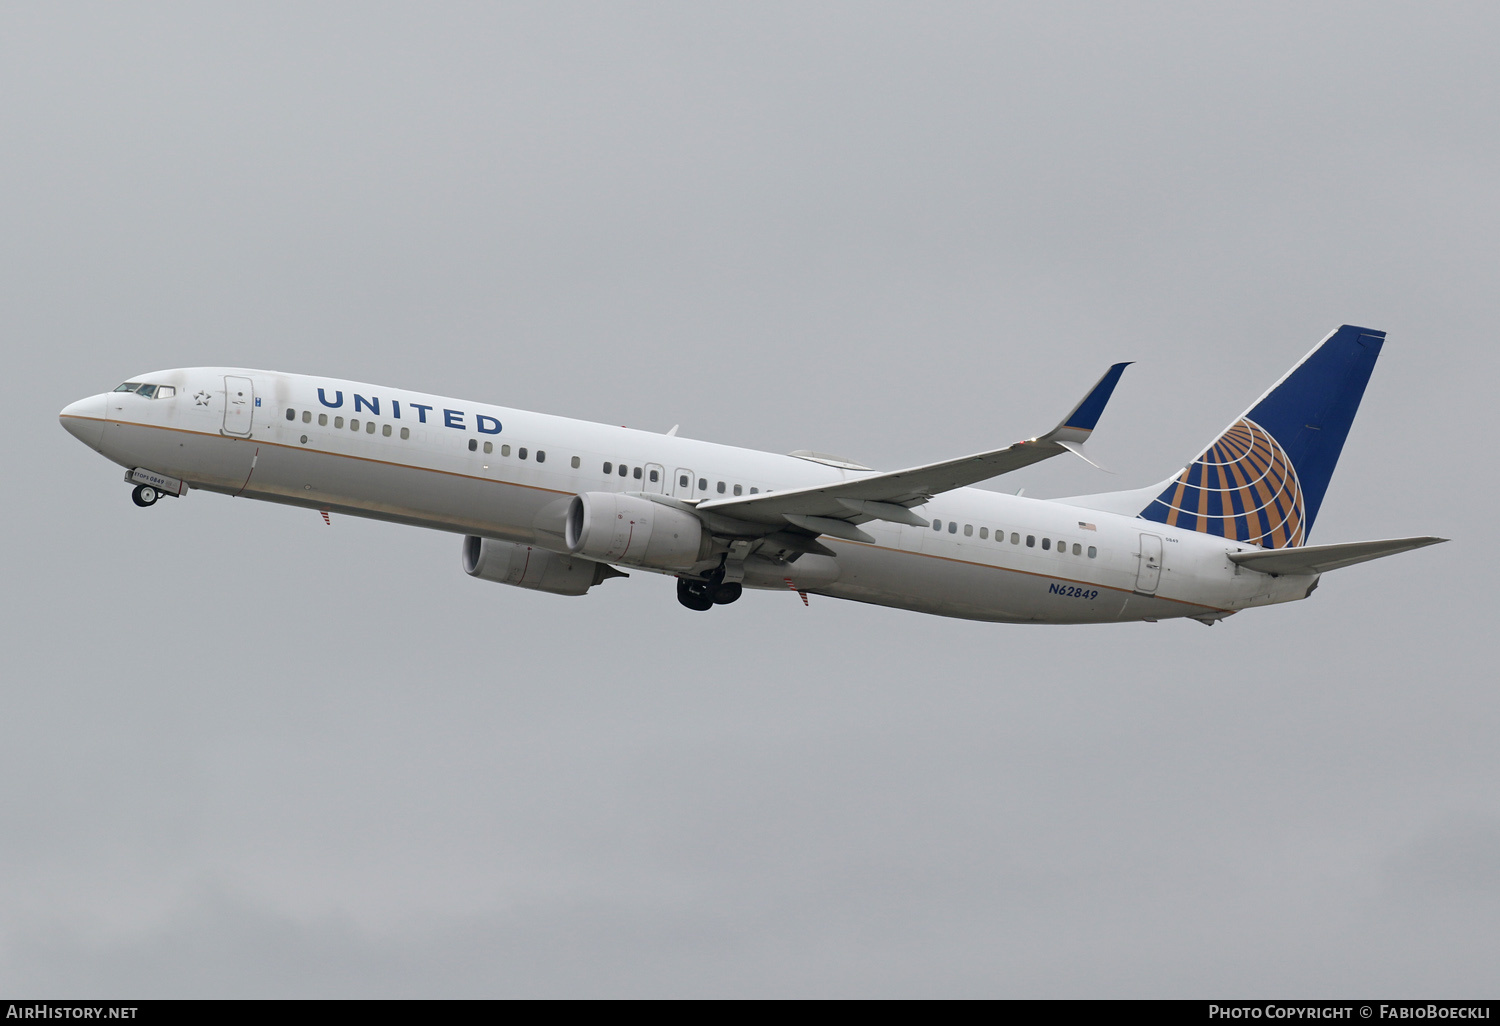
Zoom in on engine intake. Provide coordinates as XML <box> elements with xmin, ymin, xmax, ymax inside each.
<box><xmin>565</xmin><ymin>492</ymin><xmax>711</xmax><ymax>571</ymax></box>
<box><xmin>461</xmin><ymin>536</ymin><xmax>619</xmax><ymax>596</ymax></box>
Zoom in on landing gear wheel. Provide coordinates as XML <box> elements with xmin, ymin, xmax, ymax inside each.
<box><xmin>676</xmin><ymin>578</ymin><xmax>715</xmax><ymax>611</ymax></box>
<box><xmin>711</xmin><ymin>582</ymin><xmax>742</xmax><ymax>605</ymax></box>
<box><xmin>131</xmin><ymin>485</ymin><xmax>159</xmax><ymax>507</ymax></box>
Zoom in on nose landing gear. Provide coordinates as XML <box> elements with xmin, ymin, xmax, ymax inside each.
<box><xmin>123</xmin><ymin>469</ymin><xmax>184</xmax><ymax>507</ymax></box>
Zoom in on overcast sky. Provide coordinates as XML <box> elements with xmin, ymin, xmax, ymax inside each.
<box><xmin>3</xmin><ymin>2</ymin><xmax>1497</xmax><ymax>998</ymax></box>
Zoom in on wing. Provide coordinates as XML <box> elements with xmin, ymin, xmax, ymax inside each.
<box><xmin>1228</xmin><ymin>536</ymin><xmax>1447</xmax><ymax>576</ymax></box>
<box><xmin>697</xmin><ymin>362</ymin><xmax>1131</xmax><ymax>538</ymax></box>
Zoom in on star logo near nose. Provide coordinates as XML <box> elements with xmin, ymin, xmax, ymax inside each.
<box><xmin>193</xmin><ymin>391</ymin><xmax>211</xmax><ymax>406</ymax></box>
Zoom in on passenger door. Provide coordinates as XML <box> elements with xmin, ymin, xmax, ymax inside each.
<box><xmin>222</xmin><ymin>375</ymin><xmax>254</xmax><ymax>437</ymax></box>
<box><xmin>673</xmin><ymin>468</ymin><xmax>695</xmax><ymax>499</ymax></box>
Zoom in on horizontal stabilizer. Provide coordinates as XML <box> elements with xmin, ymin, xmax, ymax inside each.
<box><xmin>1228</xmin><ymin>536</ymin><xmax>1446</xmax><ymax>576</ymax></box>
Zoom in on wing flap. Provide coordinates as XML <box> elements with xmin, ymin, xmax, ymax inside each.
<box><xmin>1228</xmin><ymin>536</ymin><xmax>1446</xmax><ymax>576</ymax></box>
<box><xmin>783</xmin><ymin>514</ymin><xmax>877</xmax><ymax>544</ymax></box>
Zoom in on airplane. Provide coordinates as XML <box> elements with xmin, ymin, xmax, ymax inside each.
<box><xmin>58</xmin><ymin>325</ymin><xmax>1443</xmax><ymax>624</ymax></box>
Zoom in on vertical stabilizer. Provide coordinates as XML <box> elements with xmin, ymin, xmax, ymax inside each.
<box><xmin>1135</xmin><ymin>325</ymin><xmax>1385</xmax><ymax>548</ymax></box>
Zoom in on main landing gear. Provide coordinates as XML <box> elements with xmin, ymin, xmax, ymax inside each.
<box><xmin>676</xmin><ymin>575</ymin><xmax>743</xmax><ymax>611</ymax></box>
<box><xmin>131</xmin><ymin>484</ymin><xmax>159</xmax><ymax>507</ymax></box>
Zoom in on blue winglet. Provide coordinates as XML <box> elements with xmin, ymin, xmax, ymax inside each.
<box><xmin>1057</xmin><ymin>362</ymin><xmax>1132</xmax><ymax>437</ymax></box>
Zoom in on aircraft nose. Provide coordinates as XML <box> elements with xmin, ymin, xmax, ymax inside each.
<box><xmin>59</xmin><ymin>394</ymin><xmax>106</xmax><ymax>449</ymax></box>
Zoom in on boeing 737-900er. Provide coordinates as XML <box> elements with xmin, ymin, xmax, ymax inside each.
<box><xmin>59</xmin><ymin>325</ymin><xmax>1443</xmax><ymax>623</ymax></box>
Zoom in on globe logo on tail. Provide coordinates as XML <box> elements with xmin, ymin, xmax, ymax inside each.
<box><xmin>1146</xmin><ymin>418</ymin><xmax>1306</xmax><ymax>548</ymax></box>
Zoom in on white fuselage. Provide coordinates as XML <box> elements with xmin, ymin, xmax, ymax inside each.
<box><xmin>60</xmin><ymin>368</ymin><xmax>1318</xmax><ymax>624</ymax></box>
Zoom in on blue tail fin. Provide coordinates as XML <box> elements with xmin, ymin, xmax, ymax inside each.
<box><xmin>1138</xmin><ymin>325</ymin><xmax>1385</xmax><ymax>548</ymax></box>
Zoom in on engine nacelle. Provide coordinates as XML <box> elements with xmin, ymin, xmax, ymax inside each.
<box><xmin>565</xmin><ymin>492</ymin><xmax>712</xmax><ymax>571</ymax></box>
<box><xmin>461</xmin><ymin>536</ymin><xmax>616</xmax><ymax>596</ymax></box>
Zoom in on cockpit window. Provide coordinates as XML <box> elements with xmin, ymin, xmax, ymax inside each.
<box><xmin>112</xmin><ymin>382</ymin><xmax>175</xmax><ymax>398</ymax></box>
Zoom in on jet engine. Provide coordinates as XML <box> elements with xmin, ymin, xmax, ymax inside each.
<box><xmin>461</xmin><ymin>536</ymin><xmax>621</xmax><ymax>596</ymax></box>
<box><xmin>565</xmin><ymin>492</ymin><xmax>712</xmax><ymax>571</ymax></box>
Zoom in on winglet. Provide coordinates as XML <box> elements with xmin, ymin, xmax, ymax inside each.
<box><xmin>1043</xmin><ymin>362</ymin><xmax>1131</xmax><ymax>445</ymax></box>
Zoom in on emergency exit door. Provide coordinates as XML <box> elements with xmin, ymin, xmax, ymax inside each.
<box><xmin>643</xmin><ymin>463</ymin><xmax>666</xmax><ymax>494</ymax></box>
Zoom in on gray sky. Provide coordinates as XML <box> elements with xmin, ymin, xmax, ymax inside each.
<box><xmin>3</xmin><ymin>2</ymin><xmax>1497</xmax><ymax>997</ymax></box>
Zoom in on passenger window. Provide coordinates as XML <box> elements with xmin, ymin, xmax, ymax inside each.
<box><xmin>1087</xmin><ymin>546</ymin><xmax>1097</xmax><ymax>558</ymax></box>
<box><xmin>603</xmin><ymin>462</ymin><xmax>612</xmax><ymax>474</ymax></box>
<box><xmin>1073</xmin><ymin>543</ymin><xmax>1081</xmax><ymax>555</ymax></box>
<box><xmin>468</xmin><ymin>439</ymin><xmax>478</xmax><ymax>452</ymax></box>
<box><xmin>932</xmin><ymin>520</ymin><xmax>941</xmax><ymax>531</ymax></box>
<box><xmin>717</xmin><ymin>481</ymin><xmax>725</xmax><ymax>493</ymax></box>
<box><xmin>1011</xmin><ymin>532</ymin><xmax>1020</xmax><ymax>544</ymax></box>
<box><xmin>1042</xmin><ymin>538</ymin><xmax>1050</xmax><ymax>550</ymax></box>
<box><xmin>350</xmin><ymin>419</ymin><xmax>359</xmax><ymax>431</ymax></box>
<box><xmin>964</xmin><ymin>524</ymin><xmax>973</xmax><ymax>537</ymax></box>
<box><xmin>519</xmin><ymin>448</ymin><xmax>528</xmax><ymax>460</ymax></box>
<box><xmin>285</xmin><ymin>408</ymin><xmax>296</xmax><ymax>421</ymax></box>
<box><xmin>679</xmin><ymin>475</ymin><xmax>689</xmax><ymax>488</ymax></box>
<box><xmin>366</xmin><ymin>421</ymin><xmax>375</xmax><ymax>434</ymax></box>
<box><xmin>650</xmin><ymin>469</ymin><xmax>659</xmax><ymax>482</ymax></box>
<box><xmin>483</xmin><ymin>440</ymin><xmax>492</xmax><ymax>453</ymax></box>
<box><xmin>501</xmin><ymin>445</ymin><xmax>511</xmax><ymax>456</ymax></box>
<box><xmin>633</xmin><ymin>466</ymin><xmax>642</xmax><ymax>479</ymax></box>
<box><xmin>536</xmin><ymin>451</ymin><xmax>545</xmax><ymax>463</ymax></box>
<box><xmin>400</xmin><ymin>427</ymin><xmax>410</xmax><ymax>440</ymax></box>
<box><xmin>750</xmin><ymin>487</ymin><xmax>759</xmax><ymax>494</ymax></box>
<box><xmin>384</xmin><ymin>424</ymin><xmax>392</xmax><ymax>437</ymax></box>
<box><xmin>733</xmin><ymin>484</ymin><xmax>742</xmax><ymax>496</ymax></box>
<box><xmin>619</xmin><ymin>464</ymin><xmax>627</xmax><ymax>477</ymax></box>
<box><xmin>334</xmin><ymin>416</ymin><xmax>344</xmax><ymax>428</ymax></box>
<box><xmin>302</xmin><ymin>410</ymin><xmax>311</xmax><ymax>423</ymax></box>
<box><xmin>571</xmin><ymin>456</ymin><xmax>580</xmax><ymax>469</ymax></box>
<box><xmin>319</xmin><ymin>414</ymin><xmax>328</xmax><ymax>427</ymax></box>
<box><xmin>1026</xmin><ymin>535</ymin><xmax>1035</xmax><ymax>547</ymax></box>
<box><xmin>979</xmin><ymin>527</ymin><xmax>988</xmax><ymax>539</ymax></box>
<box><xmin>948</xmin><ymin>522</ymin><xmax>957</xmax><ymax>534</ymax></box>
<box><xmin>698</xmin><ymin>478</ymin><xmax>707</xmax><ymax>491</ymax></box>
